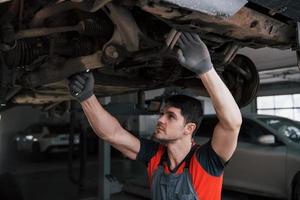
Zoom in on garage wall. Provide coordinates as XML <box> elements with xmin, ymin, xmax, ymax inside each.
<box><xmin>195</xmin><ymin>96</ymin><xmax>257</xmax><ymax>115</ymax></box>
<box><xmin>258</xmin><ymin>82</ymin><xmax>300</xmax><ymax>96</ymax></box>
<box><xmin>196</xmin><ymin>96</ymin><xmax>215</xmax><ymax>114</ymax></box>
<box><xmin>109</xmin><ymin>89</ymin><xmax>258</xmax><ymax>139</ymax></box>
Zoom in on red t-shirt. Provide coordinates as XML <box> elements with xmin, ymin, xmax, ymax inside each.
<box><xmin>136</xmin><ymin>139</ymin><xmax>226</xmax><ymax>200</ymax></box>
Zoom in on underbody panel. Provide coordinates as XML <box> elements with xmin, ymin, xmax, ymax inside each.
<box><xmin>0</xmin><ymin>0</ymin><xmax>297</xmax><ymax>112</ymax></box>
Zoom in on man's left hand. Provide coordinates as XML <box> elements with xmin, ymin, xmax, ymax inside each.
<box><xmin>177</xmin><ymin>32</ymin><xmax>213</xmax><ymax>75</ymax></box>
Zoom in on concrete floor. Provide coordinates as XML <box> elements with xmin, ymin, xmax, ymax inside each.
<box><xmin>0</xmin><ymin>152</ymin><xmax>282</xmax><ymax>200</ymax></box>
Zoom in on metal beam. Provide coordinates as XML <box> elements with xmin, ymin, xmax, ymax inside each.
<box><xmin>98</xmin><ymin>140</ymin><xmax>111</xmax><ymax>200</ymax></box>
<box><xmin>142</xmin><ymin>5</ymin><xmax>295</xmax><ymax>48</ymax></box>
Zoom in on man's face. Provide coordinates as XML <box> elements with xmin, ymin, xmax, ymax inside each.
<box><xmin>154</xmin><ymin>106</ymin><xmax>187</xmax><ymax>142</ymax></box>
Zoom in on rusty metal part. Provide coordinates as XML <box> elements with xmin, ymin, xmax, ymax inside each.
<box><xmin>0</xmin><ymin>0</ymin><xmax>13</xmax><ymax>3</ymax></box>
<box><xmin>14</xmin><ymin>80</ymin><xmax>146</xmax><ymax>104</ymax></box>
<box><xmin>15</xmin><ymin>23</ymin><xmax>84</xmax><ymax>39</ymax></box>
<box><xmin>142</xmin><ymin>4</ymin><xmax>182</xmax><ymax>19</ymax></box>
<box><xmin>213</xmin><ymin>42</ymin><xmax>240</xmax><ymax>68</ymax></box>
<box><xmin>170</xmin><ymin>32</ymin><xmax>181</xmax><ymax>49</ymax></box>
<box><xmin>13</xmin><ymin>92</ymin><xmax>71</xmax><ymax>104</ymax></box>
<box><xmin>142</xmin><ymin>4</ymin><xmax>295</xmax><ymax>48</ymax></box>
<box><xmin>16</xmin><ymin>19</ymin><xmax>113</xmax><ymax>39</ymax></box>
<box><xmin>113</xmin><ymin>28</ymin><xmax>182</xmax><ymax>75</ymax></box>
<box><xmin>23</xmin><ymin>50</ymin><xmax>104</xmax><ymax>87</ymax></box>
<box><xmin>165</xmin><ymin>29</ymin><xmax>178</xmax><ymax>47</ymax></box>
<box><xmin>103</xmin><ymin>3</ymin><xmax>140</xmax><ymax>52</ymax></box>
<box><xmin>222</xmin><ymin>43</ymin><xmax>240</xmax><ymax>65</ymax></box>
<box><xmin>115</xmin><ymin>28</ymin><xmax>181</xmax><ymax>69</ymax></box>
<box><xmin>30</xmin><ymin>0</ymin><xmax>112</xmax><ymax>27</ymax></box>
<box><xmin>184</xmin><ymin>7</ymin><xmax>294</xmax><ymax>46</ymax></box>
<box><xmin>165</xmin><ymin>28</ymin><xmax>181</xmax><ymax>50</ymax></box>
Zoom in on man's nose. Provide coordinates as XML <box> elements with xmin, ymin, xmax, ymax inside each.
<box><xmin>157</xmin><ymin>115</ymin><xmax>166</xmax><ymax>124</ymax></box>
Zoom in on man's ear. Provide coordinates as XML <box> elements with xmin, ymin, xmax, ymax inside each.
<box><xmin>184</xmin><ymin>122</ymin><xmax>197</xmax><ymax>135</ymax></box>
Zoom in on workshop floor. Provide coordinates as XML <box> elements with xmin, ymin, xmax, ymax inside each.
<box><xmin>4</xmin><ymin>153</ymin><xmax>281</xmax><ymax>200</ymax></box>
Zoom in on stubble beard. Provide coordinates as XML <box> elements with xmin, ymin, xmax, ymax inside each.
<box><xmin>153</xmin><ymin>130</ymin><xmax>178</xmax><ymax>144</ymax></box>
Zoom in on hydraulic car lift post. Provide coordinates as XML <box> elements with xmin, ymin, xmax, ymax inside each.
<box><xmin>98</xmin><ymin>139</ymin><xmax>111</xmax><ymax>200</ymax></box>
<box><xmin>97</xmin><ymin>97</ymin><xmax>116</xmax><ymax>200</ymax></box>
<box><xmin>97</xmin><ymin>92</ymin><xmax>159</xmax><ymax>200</ymax></box>
<box><xmin>68</xmin><ymin>100</ymin><xmax>113</xmax><ymax>200</ymax></box>
<box><xmin>68</xmin><ymin>101</ymin><xmax>87</xmax><ymax>194</ymax></box>
<box><xmin>297</xmin><ymin>22</ymin><xmax>300</xmax><ymax>70</ymax></box>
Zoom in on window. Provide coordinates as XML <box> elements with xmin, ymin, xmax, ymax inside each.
<box><xmin>258</xmin><ymin>117</ymin><xmax>300</xmax><ymax>143</ymax></box>
<box><xmin>196</xmin><ymin>117</ymin><xmax>271</xmax><ymax>144</ymax></box>
<box><xmin>257</xmin><ymin>94</ymin><xmax>300</xmax><ymax>121</ymax></box>
<box><xmin>238</xmin><ymin>119</ymin><xmax>270</xmax><ymax>143</ymax></box>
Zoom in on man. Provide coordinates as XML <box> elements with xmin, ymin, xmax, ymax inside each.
<box><xmin>68</xmin><ymin>32</ymin><xmax>242</xmax><ymax>200</ymax></box>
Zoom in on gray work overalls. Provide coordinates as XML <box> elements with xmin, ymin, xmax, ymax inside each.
<box><xmin>151</xmin><ymin>145</ymin><xmax>199</xmax><ymax>200</ymax></box>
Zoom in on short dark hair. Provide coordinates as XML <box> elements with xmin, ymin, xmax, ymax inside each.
<box><xmin>164</xmin><ymin>95</ymin><xmax>203</xmax><ymax>135</ymax></box>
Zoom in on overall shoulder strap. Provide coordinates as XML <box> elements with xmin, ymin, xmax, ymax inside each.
<box><xmin>184</xmin><ymin>144</ymin><xmax>199</xmax><ymax>169</ymax></box>
<box><xmin>158</xmin><ymin>147</ymin><xmax>168</xmax><ymax>166</ymax></box>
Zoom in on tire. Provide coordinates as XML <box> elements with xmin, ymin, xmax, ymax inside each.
<box><xmin>294</xmin><ymin>176</ymin><xmax>300</xmax><ymax>200</ymax></box>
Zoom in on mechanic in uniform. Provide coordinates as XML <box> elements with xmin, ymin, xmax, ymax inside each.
<box><xmin>68</xmin><ymin>32</ymin><xmax>242</xmax><ymax>200</ymax></box>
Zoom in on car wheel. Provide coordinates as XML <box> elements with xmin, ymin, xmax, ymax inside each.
<box><xmin>294</xmin><ymin>176</ymin><xmax>300</xmax><ymax>200</ymax></box>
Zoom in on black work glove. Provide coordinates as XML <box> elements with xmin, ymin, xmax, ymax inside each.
<box><xmin>68</xmin><ymin>71</ymin><xmax>94</xmax><ymax>102</ymax></box>
<box><xmin>177</xmin><ymin>32</ymin><xmax>213</xmax><ymax>75</ymax></box>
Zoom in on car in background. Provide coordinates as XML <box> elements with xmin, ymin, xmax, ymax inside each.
<box><xmin>15</xmin><ymin>123</ymin><xmax>80</xmax><ymax>158</ymax></box>
<box><xmin>194</xmin><ymin>114</ymin><xmax>300</xmax><ymax>200</ymax></box>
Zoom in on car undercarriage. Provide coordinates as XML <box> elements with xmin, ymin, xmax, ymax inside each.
<box><xmin>0</xmin><ymin>0</ymin><xmax>298</xmax><ymax>112</ymax></box>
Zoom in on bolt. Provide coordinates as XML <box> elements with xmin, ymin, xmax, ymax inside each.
<box><xmin>112</xmin><ymin>51</ymin><xmax>119</xmax><ymax>59</ymax></box>
<box><xmin>105</xmin><ymin>45</ymin><xmax>119</xmax><ymax>59</ymax></box>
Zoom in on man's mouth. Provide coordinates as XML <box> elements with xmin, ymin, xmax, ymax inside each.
<box><xmin>156</xmin><ymin>126</ymin><xmax>165</xmax><ymax>132</ymax></box>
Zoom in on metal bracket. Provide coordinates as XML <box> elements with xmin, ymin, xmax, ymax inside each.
<box><xmin>103</xmin><ymin>3</ymin><xmax>140</xmax><ymax>52</ymax></box>
<box><xmin>24</xmin><ymin>50</ymin><xmax>104</xmax><ymax>87</ymax></box>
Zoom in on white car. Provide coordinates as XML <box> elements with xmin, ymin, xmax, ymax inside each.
<box><xmin>194</xmin><ymin>114</ymin><xmax>300</xmax><ymax>200</ymax></box>
<box><xmin>15</xmin><ymin>123</ymin><xmax>80</xmax><ymax>156</ymax></box>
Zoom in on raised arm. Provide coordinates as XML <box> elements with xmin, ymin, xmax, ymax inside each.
<box><xmin>177</xmin><ymin>32</ymin><xmax>242</xmax><ymax>162</ymax></box>
<box><xmin>68</xmin><ymin>72</ymin><xmax>140</xmax><ymax>160</ymax></box>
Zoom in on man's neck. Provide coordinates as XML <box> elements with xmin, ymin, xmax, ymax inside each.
<box><xmin>166</xmin><ymin>140</ymin><xmax>193</xmax><ymax>171</ymax></box>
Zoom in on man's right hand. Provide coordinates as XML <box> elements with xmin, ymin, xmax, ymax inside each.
<box><xmin>68</xmin><ymin>71</ymin><xmax>94</xmax><ymax>102</ymax></box>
